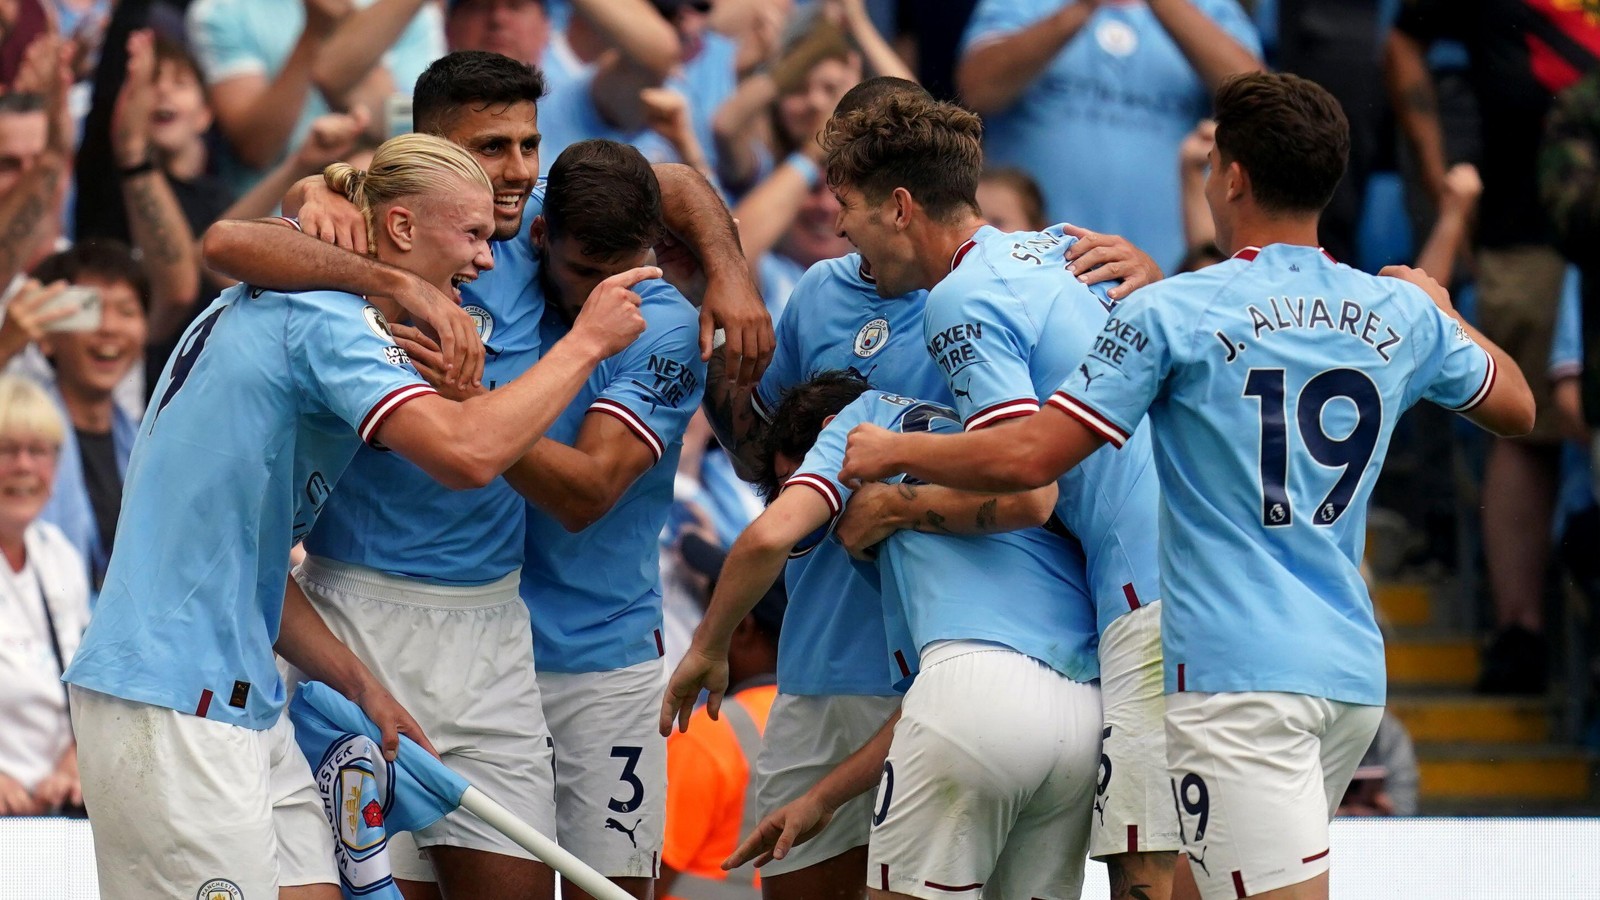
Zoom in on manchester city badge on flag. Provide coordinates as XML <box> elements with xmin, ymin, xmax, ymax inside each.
<box><xmin>289</xmin><ymin>682</ymin><xmax>469</xmax><ymax>899</ymax></box>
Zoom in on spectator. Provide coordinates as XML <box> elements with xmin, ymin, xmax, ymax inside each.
<box><xmin>310</xmin><ymin>0</ymin><xmax>448</xmax><ymax>130</ymax></box>
<box><xmin>1391</xmin><ymin>0</ymin><xmax>1600</xmax><ymax>695</ymax></box>
<box><xmin>713</xmin><ymin>5</ymin><xmax>910</xmax><ymax>196</ymax></box>
<box><xmin>659</xmin><ymin>546</ymin><xmax>782</xmax><ymax>900</ymax></box>
<box><xmin>645</xmin><ymin>0</ymin><xmax>737</xmax><ymax>178</ymax></box>
<box><xmin>976</xmin><ymin>166</ymin><xmax>1047</xmax><ymax>232</ymax></box>
<box><xmin>0</xmin><ymin>0</ymin><xmax>52</xmax><ymax>88</ymax></box>
<box><xmin>1336</xmin><ymin>713</ymin><xmax>1419</xmax><ymax>817</ymax></box>
<box><xmin>444</xmin><ymin>0</ymin><xmax>551</xmax><ymax>61</ymax></box>
<box><xmin>0</xmin><ymin>374</ymin><xmax>89</xmax><ymax>817</ymax></box>
<box><xmin>955</xmin><ymin>0</ymin><xmax>1261</xmax><ymax>272</ymax></box>
<box><xmin>24</xmin><ymin>242</ymin><xmax>144</xmax><ymax>592</ymax></box>
<box><xmin>0</xmin><ymin>34</ymin><xmax>71</xmax><ymax>287</ymax></box>
<box><xmin>184</xmin><ymin>0</ymin><xmax>443</xmax><ymax>191</ymax></box>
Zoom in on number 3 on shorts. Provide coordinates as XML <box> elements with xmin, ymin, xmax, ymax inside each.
<box><xmin>608</xmin><ymin>746</ymin><xmax>645</xmax><ymax>814</ymax></box>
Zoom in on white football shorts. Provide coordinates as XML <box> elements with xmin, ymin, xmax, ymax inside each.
<box><xmin>292</xmin><ymin>557</ymin><xmax>557</xmax><ymax>882</ymax></box>
<box><xmin>71</xmin><ymin>685</ymin><xmax>337</xmax><ymax>900</ymax></box>
<box><xmin>539</xmin><ymin>658</ymin><xmax>667</xmax><ymax>879</ymax></box>
<box><xmin>753</xmin><ymin>691</ymin><xmax>903</xmax><ymax>877</ymax></box>
<box><xmin>867</xmin><ymin>641</ymin><xmax>1102</xmax><ymax>900</ymax></box>
<box><xmin>1164</xmin><ymin>690</ymin><xmax>1383</xmax><ymax>900</ymax></box>
<box><xmin>1091</xmin><ymin>600</ymin><xmax>1179</xmax><ymax>859</ymax></box>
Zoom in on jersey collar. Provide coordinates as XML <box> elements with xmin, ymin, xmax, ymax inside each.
<box><xmin>1232</xmin><ymin>245</ymin><xmax>1338</xmax><ymax>263</ymax></box>
<box><xmin>950</xmin><ymin>238</ymin><xmax>978</xmax><ymax>272</ymax></box>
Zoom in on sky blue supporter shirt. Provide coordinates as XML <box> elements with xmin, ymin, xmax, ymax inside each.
<box><xmin>522</xmin><ymin>280</ymin><xmax>706</xmax><ymax>673</ymax></box>
<box><xmin>928</xmin><ymin>225</ymin><xmax>1160</xmax><ymax>636</ymax></box>
<box><xmin>960</xmin><ymin>0</ymin><xmax>1259</xmax><ymax>271</ymax></box>
<box><xmin>1052</xmin><ymin>244</ymin><xmax>1497</xmax><ymax>706</ymax></box>
<box><xmin>63</xmin><ymin>286</ymin><xmax>435</xmax><ymax>729</ymax></box>
<box><xmin>786</xmin><ymin>391</ymin><xmax>1098</xmax><ymax>687</ymax></box>
<box><xmin>305</xmin><ymin>186</ymin><xmax>546</xmax><ymax>585</ymax></box>
<box><xmin>753</xmin><ymin>254</ymin><xmax>950</xmax><ymax>696</ymax></box>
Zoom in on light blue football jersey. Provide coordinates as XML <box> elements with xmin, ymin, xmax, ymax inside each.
<box><xmin>63</xmin><ymin>286</ymin><xmax>435</xmax><ymax>729</ymax></box>
<box><xmin>928</xmin><ymin>225</ymin><xmax>1161</xmax><ymax>636</ymax></box>
<box><xmin>787</xmin><ymin>391</ymin><xmax>1098</xmax><ymax>686</ymax></box>
<box><xmin>521</xmin><ymin>280</ymin><xmax>706</xmax><ymax>673</ymax></box>
<box><xmin>1052</xmin><ymin>244</ymin><xmax>1497</xmax><ymax>705</ymax></box>
<box><xmin>753</xmin><ymin>254</ymin><xmax>949</xmax><ymax>697</ymax></box>
<box><xmin>305</xmin><ymin>184</ymin><xmax>547</xmax><ymax>585</ymax></box>
<box><xmin>961</xmin><ymin>0</ymin><xmax>1260</xmax><ymax>270</ymax></box>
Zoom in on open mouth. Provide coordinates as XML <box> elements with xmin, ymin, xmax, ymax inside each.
<box><xmin>495</xmin><ymin>192</ymin><xmax>525</xmax><ymax>213</ymax></box>
<box><xmin>151</xmin><ymin>108</ymin><xmax>178</xmax><ymax>125</ymax></box>
<box><xmin>450</xmin><ymin>272</ymin><xmax>477</xmax><ymax>301</ymax></box>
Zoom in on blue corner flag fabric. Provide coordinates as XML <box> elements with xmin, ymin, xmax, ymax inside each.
<box><xmin>289</xmin><ymin>682</ymin><xmax>470</xmax><ymax>898</ymax></box>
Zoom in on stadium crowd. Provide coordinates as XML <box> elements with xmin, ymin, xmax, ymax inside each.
<box><xmin>0</xmin><ymin>0</ymin><xmax>1595</xmax><ymax>899</ymax></box>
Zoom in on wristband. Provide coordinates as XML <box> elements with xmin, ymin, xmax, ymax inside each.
<box><xmin>118</xmin><ymin>158</ymin><xmax>158</xmax><ymax>179</ymax></box>
<box><xmin>786</xmin><ymin>152</ymin><xmax>821</xmax><ymax>190</ymax></box>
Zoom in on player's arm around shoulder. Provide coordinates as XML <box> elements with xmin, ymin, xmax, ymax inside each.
<box><xmin>1383</xmin><ymin>265</ymin><xmax>1535</xmax><ymax>437</ymax></box>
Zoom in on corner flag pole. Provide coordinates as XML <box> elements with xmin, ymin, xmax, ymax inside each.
<box><xmin>459</xmin><ymin>786</ymin><xmax>636</xmax><ymax>900</ymax></box>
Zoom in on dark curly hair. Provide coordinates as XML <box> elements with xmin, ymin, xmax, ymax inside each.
<box><xmin>754</xmin><ymin>370</ymin><xmax>873</xmax><ymax>503</ymax></box>
<box><xmin>822</xmin><ymin>93</ymin><xmax>983</xmax><ymax>222</ymax></box>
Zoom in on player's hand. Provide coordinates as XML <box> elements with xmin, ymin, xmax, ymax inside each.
<box><xmin>391</xmin><ymin>323</ymin><xmax>486</xmax><ymax>401</ymax></box>
<box><xmin>0</xmin><ymin>772</ymin><xmax>42</xmax><ymax>816</ymax></box>
<box><xmin>723</xmin><ymin>789</ymin><xmax>835</xmax><ymax>869</ymax></box>
<box><xmin>350</xmin><ymin>677</ymin><xmax>438</xmax><ymax>762</ymax></box>
<box><xmin>384</xmin><ymin>270</ymin><xmax>485</xmax><ymax>391</ymax></box>
<box><xmin>30</xmin><ymin>766</ymin><xmax>81</xmax><ymax>812</ymax></box>
<box><xmin>700</xmin><ymin>263</ymin><xmax>773</xmax><ymax>387</ymax></box>
<box><xmin>0</xmin><ymin>280</ymin><xmax>77</xmax><ymax>358</ymax></box>
<box><xmin>1379</xmin><ymin>264</ymin><xmax>1454</xmax><ymax>314</ymax></box>
<box><xmin>834</xmin><ymin>482</ymin><xmax>907</xmax><ymax>560</ymax></box>
<box><xmin>572</xmin><ymin>266</ymin><xmax>657</xmax><ymax>359</ymax></box>
<box><xmin>1061</xmin><ymin>224</ymin><xmax>1163</xmax><ymax>301</ymax></box>
<box><xmin>838</xmin><ymin>423</ymin><xmax>901</xmax><ymax>489</ymax></box>
<box><xmin>659</xmin><ymin>643</ymin><xmax>730</xmax><ymax>736</ymax></box>
<box><xmin>300</xmin><ymin>177</ymin><xmax>370</xmax><ymax>255</ymax></box>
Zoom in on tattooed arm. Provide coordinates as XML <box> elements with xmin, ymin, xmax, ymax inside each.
<box><xmin>114</xmin><ymin>31</ymin><xmax>201</xmax><ymax>342</ymax></box>
<box><xmin>700</xmin><ymin>348</ymin><xmax>768</xmax><ymax>482</ymax></box>
<box><xmin>833</xmin><ymin>479</ymin><xmax>1059</xmax><ymax>560</ymax></box>
<box><xmin>0</xmin><ymin>156</ymin><xmax>65</xmax><ymax>287</ymax></box>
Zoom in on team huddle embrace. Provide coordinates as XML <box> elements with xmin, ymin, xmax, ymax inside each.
<box><xmin>60</xmin><ymin>45</ymin><xmax>1533</xmax><ymax>900</ymax></box>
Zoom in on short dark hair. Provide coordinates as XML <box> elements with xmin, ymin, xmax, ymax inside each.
<box><xmin>979</xmin><ymin>167</ymin><xmax>1047</xmax><ymax>230</ymax></box>
<box><xmin>1213</xmin><ymin>71</ymin><xmax>1349</xmax><ymax>215</ymax></box>
<box><xmin>32</xmin><ymin>240</ymin><xmax>150</xmax><ymax>311</ymax></box>
<box><xmin>833</xmin><ymin>76</ymin><xmax>929</xmax><ymax>119</ymax></box>
<box><xmin>823</xmin><ymin>93</ymin><xmax>983</xmax><ymax>222</ymax></box>
<box><xmin>544</xmin><ymin>139</ymin><xmax>664</xmax><ymax>259</ymax></box>
<box><xmin>413</xmin><ymin>51</ymin><xmax>547</xmax><ymax>136</ymax></box>
<box><xmin>754</xmin><ymin>370</ymin><xmax>871</xmax><ymax>503</ymax></box>
<box><xmin>152</xmin><ymin>34</ymin><xmax>202</xmax><ymax>84</ymax></box>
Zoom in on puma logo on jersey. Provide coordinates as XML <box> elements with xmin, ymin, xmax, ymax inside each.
<box><xmin>606</xmin><ymin>817</ymin><xmax>642</xmax><ymax>848</ymax></box>
<box><xmin>1079</xmin><ymin>363</ymin><xmax>1101</xmax><ymax>390</ymax></box>
<box><xmin>1186</xmin><ymin>846</ymin><xmax>1210</xmax><ymax>877</ymax></box>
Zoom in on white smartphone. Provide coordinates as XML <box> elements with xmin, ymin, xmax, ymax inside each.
<box><xmin>385</xmin><ymin>94</ymin><xmax>414</xmax><ymax>138</ymax></box>
<box><xmin>38</xmin><ymin>286</ymin><xmax>103</xmax><ymax>333</ymax></box>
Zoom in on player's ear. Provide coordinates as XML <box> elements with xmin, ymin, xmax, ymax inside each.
<box><xmin>383</xmin><ymin>206</ymin><xmax>417</xmax><ymax>252</ymax></box>
<box><xmin>1226</xmin><ymin>160</ymin><xmax>1248</xmax><ymax>204</ymax></box>
<box><xmin>821</xmin><ymin>413</ymin><xmax>838</xmax><ymax>428</ymax></box>
<box><xmin>891</xmin><ymin>187</ymin><xmax>914</xmax><ymax>231</ymax></box>
<box><xmin>529</xmin><ymin>215</ymin><xmax>547</xmax><ymax>250</ymax></box>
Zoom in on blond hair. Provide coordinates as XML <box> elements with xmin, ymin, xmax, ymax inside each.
<box><xmin>0</xmin><ymin>376</ymin><xmax>65</xmax><ymax>447</ymax></box>
<box><xmin>323</xmin><ymin>132</ymin><xmax>494</xmax><ymax>253</ymax></box>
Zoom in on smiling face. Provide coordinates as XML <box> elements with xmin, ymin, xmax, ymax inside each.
<box><xmin>832</xmin><ymin>183</ymin><xmax>918</xmax><ymax>298</ymax></box>
<box><xmin>777</xmin><ymin>54</ymin><xmax>862</xmax><ymax>150</ymax></box>
<box><xmin>43</xmin><ymin>278</ymin><xmax>148</xmax><ymax>404</ymax></box>
<box><xmin>377</xmin><ymin>181</ymin><xmax>498</xmax><ymax>301</ymax></box>
<box><xmin>438</xmin><ymin>100</ymin><xmax>541</xmax><ymax>241</ymax></box>
<box><xmin>149</xmin><ymin>57</ymin><xmax>212</xmax><ymax>156</ymax></box>
<box><xmin>777</xmin><ymin>183</ymin><xmax>852</xmax><ymax>268</ymax></box>
<box><xmin>0</xmin><ymin>430</ymin><xmax>57</xmax><ymax>536</ymax></box>
<box><xmin>0</xmin><ymin>109</ymin><xmax>46</xmax><ymax>198</ymax></box>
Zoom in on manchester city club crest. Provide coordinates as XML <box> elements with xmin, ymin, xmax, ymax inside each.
<box><xmin>854</xmin><ymin>318</ymin><xmax>890</xmax><ymax>359</ymax></box>
<box><xmin>197</xmin><ymin>879</ymin><xmax>243</xmax><ymax>900</ymax></box>
<box><xmin>314</xmin><ymin>733</ymin><xmax>399</xmax><ymax>895</ymax></box>
<box><xmin>362</xmin><ymin>305</ymin><xmax>394</xmax><ymax>340</ymax></box>
<box><xmin>462</xmin><ymin>305</ymin><xmax>495</xmax><ymax>342</ymax></box>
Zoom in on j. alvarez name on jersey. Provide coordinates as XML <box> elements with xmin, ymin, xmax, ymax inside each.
<box><xmin>1215</xmin><ymin>296</ymin><xmax>1404</xmax><ymax>364</ymax></box>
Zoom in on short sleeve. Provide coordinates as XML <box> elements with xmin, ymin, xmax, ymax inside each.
<box><xmin>923</xmin><ymin>285</ymin><xmax>1041</xmax><ymax>430</ymax></box>
<box><xmin>1548</xmin><ymin>267</ymin><xmax>1583</xmax><ymax>381</ymax></box>
<box><xmin>784</xmin><ymin>405</ymin><xmax>867</xmax><ymax>535</ymax></box>
<box><xmin>960</xmin><ymin>0</ymin><xmax>1059</xmax><ymax>56</ymax></box>
<box><xmin>1413</xmin><ymin>300</ymin><xmax>1497</xmax><ymax>413</ymax></box>
<box><xmin>1047</xmin><ymin>290</ymin><xmax>1172</xmax><ymax>448</ymax></box>
<box><xmin>591</xmin><ymin>298</ymin><xmax>707</xmax><ymax>463</ymax></box>
<box><xmin>753</xmin><ymin>289</ymin><xmax>807</xmax><ymax>422</ymax></box>
<box><xmin>291</xmin><ymin>295</ymin><xmax>435</xmax><ymax>444</ymax></box>
<box><xmin>185</xmin><ymin>0</ymin><xmax>268</xmax><ymax>84</ymax></box>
